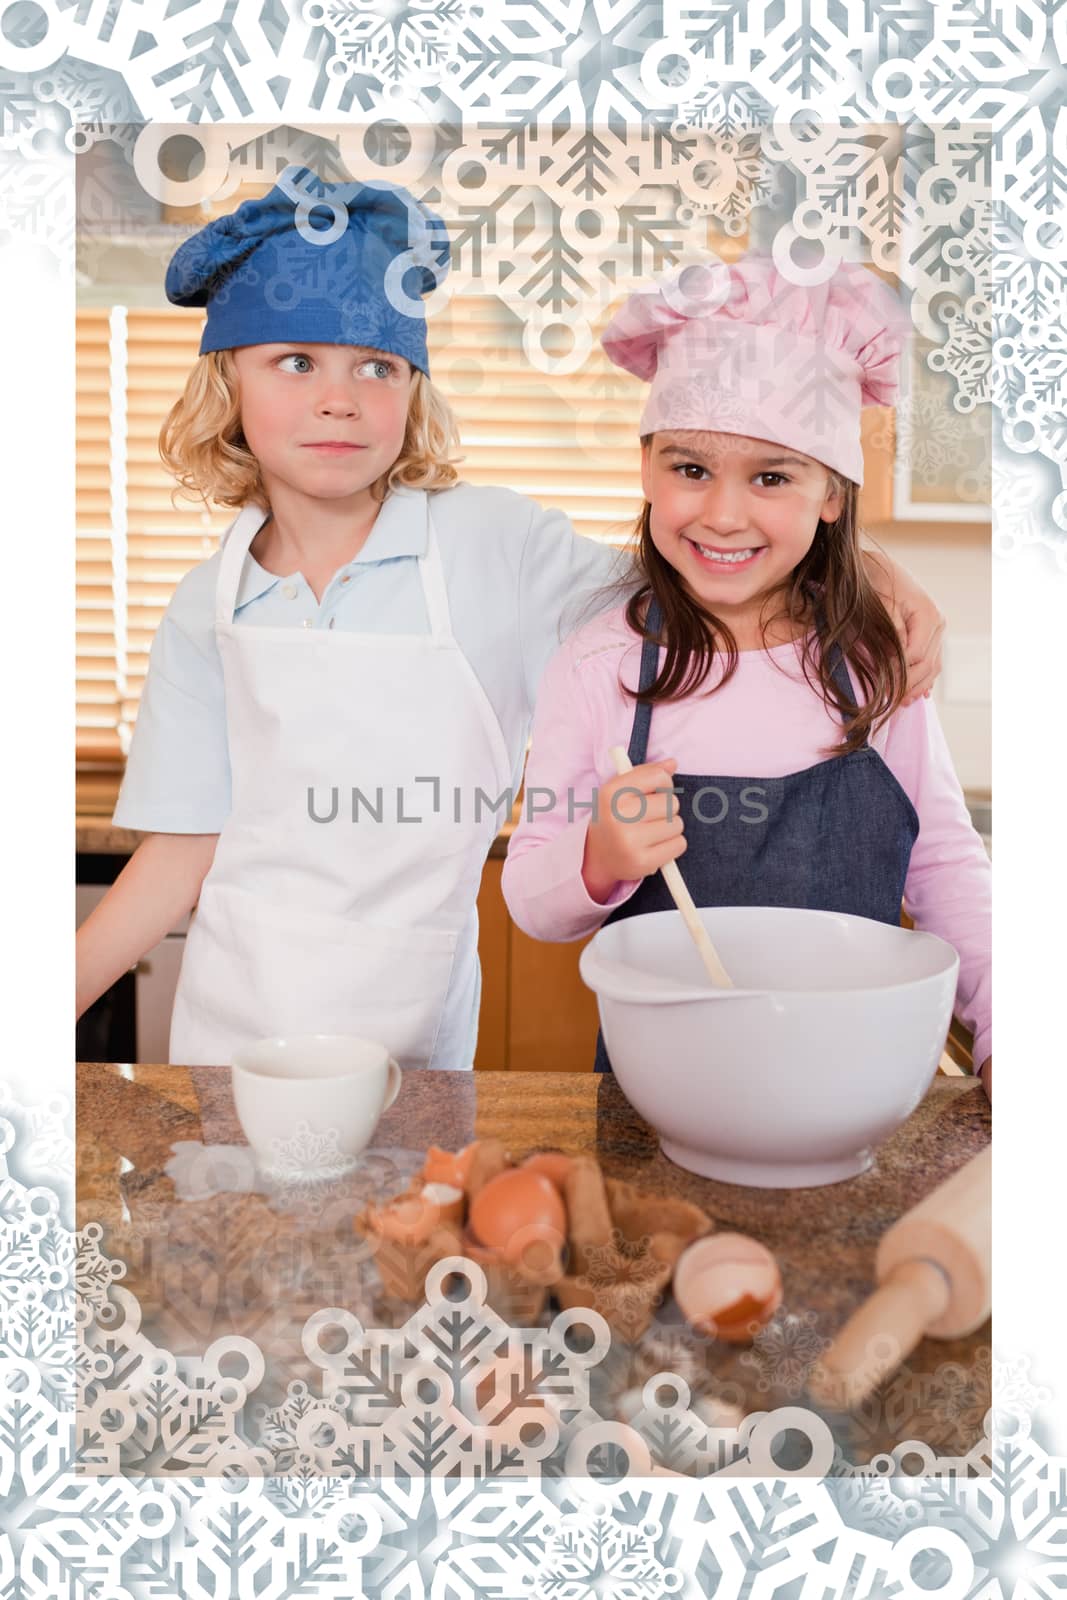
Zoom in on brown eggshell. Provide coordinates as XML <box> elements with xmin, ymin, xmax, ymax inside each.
<box><xmin>501</xmin><ymin>1222</ymin><xmax>566</xmax><ymax>1283</ymax></box>
<box><xmin>465</xmin><ymin>1139</ymin><xmax>510</xmax><ymax>1199</ymax></box>
<box><xmin>673</xmin><ymin>1232</ymin><xmax>783</xmax><ymax>1344</ymax></box>
<box><xmin>520</xmin><ymin>1151</ymin><xmax>574</xmax><ymax>1191</ymax></box>
<box><xmin>372</xmin><ymin>1189</ymin><xmax>445</xmax><ymax>1248</ymax></box>
<box><xmin>468</xmin><ymin>1168</ymin><xmax>567</xmax><ymax>1262</ymax></box>
<box><xmin>420</xmin><ymin>1182</ymin><xmax>464</xmax><ymax>1228</ymax></box>
<box><xmin>422</xmin><ymin>1144</ymin><xmax>478</xmax><ymax>1189</ymax></box>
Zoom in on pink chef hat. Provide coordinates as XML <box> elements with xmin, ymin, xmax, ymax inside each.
<box><xmin>601</xmin><ymin>256</ymin><xmax>911</xmax><ymax>486</ymax></box>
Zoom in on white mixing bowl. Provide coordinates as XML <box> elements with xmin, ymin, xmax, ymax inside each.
<box><xmin>580</xmin><ymin>905</ymin><xmax>960</xmax><ymax>1188</ymax></box>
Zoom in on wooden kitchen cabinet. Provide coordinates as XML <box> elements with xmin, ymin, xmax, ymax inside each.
<box><xmin>473</xmin><ymin>855</ymin><xmax>510</xmax><ymax>1069</ymax></box>
<box><xmin>509</xmin><ymin>920</ymin><xmax>600</xmax><ymax>1072</ymax></box>
<box><xmin>474</xmin><ymin>857</ymin><xmax>599</xmax><ymax>1071</ymax></box>
<box><xmin>859</xmin><ymin>406</ymin><xmax>894</xmax><ymax>523</ymax></box>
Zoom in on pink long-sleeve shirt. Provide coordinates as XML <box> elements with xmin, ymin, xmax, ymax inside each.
<box><xmin>502</xmin><ymin>604</ymin><xmax>992</xmax><ymax>1068</ymax></box>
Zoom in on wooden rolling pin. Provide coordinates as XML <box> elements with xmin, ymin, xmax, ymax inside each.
<box><xmin>808</xmin><ymin>1145</ymin><xmax>990</xmax><ymax>1410</ymax></box>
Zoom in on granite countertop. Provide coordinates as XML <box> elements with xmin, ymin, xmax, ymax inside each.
<box><xmin>76</xmin><ymin>1063</ymin><xmax>991</xmax><ymax>1468</ymax></box>
<box><xmin>76</xmin><ymin>808</ymin><xmax>515</xmax><ymax>858</ymax></box>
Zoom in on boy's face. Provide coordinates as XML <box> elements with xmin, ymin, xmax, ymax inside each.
<box><xmin>641</xmin><ymin>431</ymin><xmax>844</xmax><ymax>636</ymax></box>
<box><xmin>232</xmin><ymin>342</ymin><xmax>414</xmax><ymax>508</ymax></box>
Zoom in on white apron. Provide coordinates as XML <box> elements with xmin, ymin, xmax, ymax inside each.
<box><xmin>169</xmin><ymin>489</ymin><xmax>512</xmax><ymax>1069</ymax></box>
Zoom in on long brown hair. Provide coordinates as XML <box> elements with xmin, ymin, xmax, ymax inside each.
<box><xmin>622</xmin><ymin>467</ymin><xmax>908</xmax><ymax>756</ymax></box>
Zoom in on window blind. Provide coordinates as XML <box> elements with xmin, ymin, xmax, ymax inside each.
<box><xmin>75</xmin><ymin>307</ymin><xmax>122</xmax><ymax>768</ymax></box>
<box><xmin>122</xmin><ymin>312</ymin><xmax>231</xmax><ymax>740</ymax></box>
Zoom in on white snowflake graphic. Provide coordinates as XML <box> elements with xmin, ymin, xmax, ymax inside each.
<box><xmin>536</xmin><ymin>1504</ymin><xmax>681</xmax><ymax>1598</ymax></box>
<box><xmin>927</xmin><ymin>293</ymin><xmax>994</xmax><ymax>412</ymax></box>
<box><xmin>739</xmin><ymin>1309</ymin><xmax>832</xmax><ymax>1399</ymax></box>
<box><xmin>579</xmin><ymin>1229</ymin><xmax>662</xmax><ymax>1293</ymax></box>
<box><xmin>269</xmin><ymin>1120</ymin><xmax>353</xmax><ymax>1179</ymax></box>
<box><xmin>870</xmin><ymin>385</ymin><xmax>991</xmax><ymax>497</ymax></box>
<box><xmin>316</xmin><ymin>0</ymin><xmax>469</xmax><ymax>87</ymax></box>
<box><xmin>992</xmin><ymin>1352</ymin><xmax>1054</xmax><ymax>1443</ymax></box>
<box><xmin>0</xmin><ymin>1088</ymin><xmax>74</xmax><ymax>1191</ymax></box>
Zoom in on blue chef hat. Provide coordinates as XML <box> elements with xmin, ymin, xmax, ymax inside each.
<box><xmin>164</xmin><ymin>165</ymin><xmax>450</xmax><ymax>376</ymax></box>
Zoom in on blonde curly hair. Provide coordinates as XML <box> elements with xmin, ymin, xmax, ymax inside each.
<box><xmin>159</xmin><ymin>348</ymin><xmax>462</xmax><ymax>511</ymax></box>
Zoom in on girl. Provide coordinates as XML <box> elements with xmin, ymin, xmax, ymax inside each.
<box><xmin>502</xmin><ymin>257</ymin><xmax>992</xmax><ymax>1099</ymax></box>
<box><xmin>76</xmin><ymin>174</ymin><xmax>947</xmax><ymax>1073</ymax></box>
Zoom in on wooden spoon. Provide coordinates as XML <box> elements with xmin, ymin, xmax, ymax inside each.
<box><xmin>609</xmin><ymin>746</ymin><xmax>734</xmax><ymax>989</ymax></box>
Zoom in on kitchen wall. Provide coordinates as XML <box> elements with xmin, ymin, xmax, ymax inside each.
<box><xmin>869</xmin><ymin>526</ymin><xmax>991</xmax><ymax>796</ymax></box>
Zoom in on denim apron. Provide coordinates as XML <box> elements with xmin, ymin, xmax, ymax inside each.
<box><xmin>593</xmin><ymin>601</ymin><xmax>920</xmax><ymax>1071</ymax></box>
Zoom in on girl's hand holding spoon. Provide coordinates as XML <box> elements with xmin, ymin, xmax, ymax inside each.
<box><xmin>599</xmin><ymin>746</ymin><xmax>735</xmax><ymax>990</ymax></box>
<box><xmin>581</xmin><ymin>757</ymin><xmax>685</xmax><ymax>905</ymax></box>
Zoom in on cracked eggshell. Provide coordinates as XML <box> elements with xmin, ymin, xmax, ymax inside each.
<box><xmin>673</xmin><ymin>1232</ymin><xmax>783</xmax><ymax>1344</ymax></box>
<box><xmin>468</xmin><ymin>1168</ymin><xmax>568</xmax><ymax>1266</ymax></box>
<box><xmin>520</xmin><ymin>1151</ymin><xmax>574</xmax><ymax>1192</ymax></box>
<box><xmin>419</xmin><ymin>1182</ymin><xmax>464</xmax><ymax>1228</ymax></box>
<box><xmin>422</xmin><ymin>1144</ymin><xmax>478</xmax><ymax>1190</ymax></box>
<box><xmin>372</xmin><ymin>1184</ymin><xmax>462</xmax><ymax>1247</ymax></box>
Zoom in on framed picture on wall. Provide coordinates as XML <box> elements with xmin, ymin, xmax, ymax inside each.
<box><xmin>893</xmin><ymin>179</ymin><xmax>992</xmax><ymax>523</ymax></box>
<box><xmin>891</xmin><ymin>337</ymin><xmax>992</xmax><ymax>522</ymax></box>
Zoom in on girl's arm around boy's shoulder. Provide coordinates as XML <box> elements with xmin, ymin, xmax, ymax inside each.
<box><xmin>872</xmin><ymin>691</ymin><xmax>992</xmax><ymax>1070</ymax></box>
<box><xmin>502</xmin><ymin>609</ymin><xmax>642</xmax><ymax>942</ymax></box>
<box><xmin>112</xmin><ymin>551</ymin><xmax>232</xmax><ymax>834</ymax></box>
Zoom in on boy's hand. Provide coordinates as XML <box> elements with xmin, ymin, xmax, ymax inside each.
<box><xmin>861</xmin><ymin>550</ymin><xmax>946</xmax><ymax>705</ymax></box>
<box><xmin>978</xmin><ymin>1055</ymin><xmax>992</xmax><ymax>1103</ymax></box>
<box><xmin>76</xmin><ymin>832</ymin><xmax>219</xmax><ymax>1021</ymax></box>
<box><xmin>582</xmin><ymin>759</ymin><xmax>685</xmax><ymax>903</ymax></box>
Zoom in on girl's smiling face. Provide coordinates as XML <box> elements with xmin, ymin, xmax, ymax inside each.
<box><xmin>232</xmin><ymin>341</ymin><xmax>414</xmax><ymax>506</ymax></box>
<box><xmin>641</xmin><ymin>431</ymin><xmax>844</xmax><ymax>637</ymax></box>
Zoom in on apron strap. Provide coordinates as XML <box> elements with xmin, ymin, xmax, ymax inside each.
<box><xmin>416</xmin><ymin>499</ymin><xmax>454</xmax><ymax>645</ymax></box>
<box><xmin>215</xmin><ymin>504</ymin><xmax>270</xmax><ymax>629</ymax></box>
<box><xmin>625</xmin><ymin>594</ymin><xmax>867</xmax><ymax>763</ymax></box>
<box><xmin>626</xmin><ymin>598</ymin><xmax>663</xmax><ymax>767</ymax></box>
<box><xmin>813</xmin><ymin>603</ymin><xmax>866</xmax><ymax>741</ymax></box>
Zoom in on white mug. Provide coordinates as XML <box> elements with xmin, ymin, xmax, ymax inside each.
<box><xmin>231</xmin><ymin>1034</ymin><xmax>401</xmax><ymax>1177</ymax></box>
